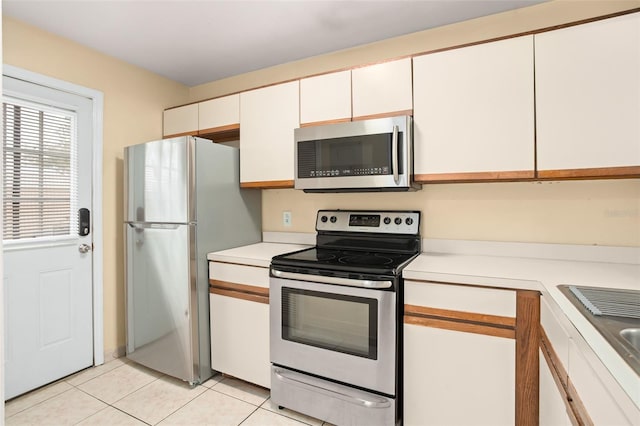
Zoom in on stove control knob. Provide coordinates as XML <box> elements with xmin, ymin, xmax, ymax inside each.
<box><xmin>405</xmin><ymin>217</ymin><xmax>414</xmax><ymax>226</ymax></box>
<box><xmin>330</xmin><ymin>216</ymin><xmax>337</xmax><ymax>223</ymax></box>
<box><xmin>394</xmin><ymin>217</ymin><xmax>402</xmax><ymax>225</ymax></box>
<box><xmin>320</xmin><ymin>215</ymin><xmax>328</xmax><ymax>223</ymax></box>
<box><xmin>383</xmin><ymin>217</ymin><xmax>391</xmax><ymax>225</ymax></box>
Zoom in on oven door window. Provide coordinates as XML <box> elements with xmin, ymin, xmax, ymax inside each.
<box><xmin>282</xmin><ymin>287</ymin><xmax>378</xmax><ymax>359</ymax></box>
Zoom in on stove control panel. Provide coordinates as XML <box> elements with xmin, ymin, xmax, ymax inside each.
<box><xmin>316</xmin><ymin>210</ymin><xmax>420</xmax><ymax>235</ymax></box>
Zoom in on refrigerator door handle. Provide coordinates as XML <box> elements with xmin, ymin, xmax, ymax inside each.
<box><xmin>128</xmin><ymin>223</ymin><xmax>182</xmax><ymax>230</ymax></box>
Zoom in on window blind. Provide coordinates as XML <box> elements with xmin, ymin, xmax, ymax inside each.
<box><xmin>2</xmin><ymin>98</ymin><xmax>78</xmax><ymax>241</ymax></box>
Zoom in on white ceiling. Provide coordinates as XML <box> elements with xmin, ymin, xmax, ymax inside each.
<box><xmin>3</xmin><ymin>0</ymin><xmax>546</xmax><ymax>86</ymax></box>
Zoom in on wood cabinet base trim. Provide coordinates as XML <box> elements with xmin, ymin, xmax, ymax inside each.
<box><xmin>538</xmin><ymin>166</ymin><xmax>640</xmax><ymax>180</ymax></box>
<box><xmin>414</xmin><ymin>170</ymin><xmax>535</xmax><ymax>183</ymax></box>
<box><xmin>404</xmin><ymin>304</ymin><xmax>516</xmax><ymax>339</ymax></box>
<box><xmin>210</xmin><ymin>279</ymin><xmax>269</xmax><ymax>304</ymax></box>
<box><xmin>404</xmin><ymin>304</ymin><xmax>516</xmax><ymax>328</ymax></box>
<box><xmin>404</xmin><ymin>314</ymin><xmax>515</xmax><ymax>339</ymax></box>
<box><xmin>240</xmin><ymin>180</ymin><xmax>294</xmax><ymax>189</ymax></box>
<box><xmin>515</xmin><ymin>290</ymin><xmax>540</xmax><ymax>426</ymax></box>
<box><xmin>540</xmin><ymin>327</ymin><xmax>594</xmax><ymax>426</ymax></box>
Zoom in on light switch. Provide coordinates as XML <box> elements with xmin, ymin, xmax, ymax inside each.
<box><xmin>283</xmin><ymin>211</ymin><xmax>292</xmax><ymax>227</ymax></box>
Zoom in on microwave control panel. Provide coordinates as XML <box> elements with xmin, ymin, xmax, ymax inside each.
<box><xmin>308</xmin><ymin>166</ymin><xmax>390</xmax><ymax>177</ymax></box>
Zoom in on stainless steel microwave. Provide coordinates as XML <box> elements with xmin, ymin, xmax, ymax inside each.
<box><xmin>294</xmin><ymin>115</ymin><xmax>420</xmax><ymax>192</ymax></box>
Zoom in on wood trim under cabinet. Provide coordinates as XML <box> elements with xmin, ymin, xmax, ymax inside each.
<box><xmin>198</xmin><ymin>123</ymin><xmax>240</xmax><ymax>143</ymax></box>
<box><xmin>240</xmin><ymin>179</ymin><xmax>294</xmax><ymax>189</ymax></box>
<box><xmin>537</xmin><ymin>166</ymin><xmax>640</xmax><ymax>180</ymax></box>
<box><xmin>540</xmin><ymin>327</ymin><xmax>594</xmax><ymax>426</ymax></box>
<box><xmin>414</xmin><ymin>170</ymin><xmax>535</xmax><ymax>183</ymax></box>
<box><xmin>515</xmin><ymin>290</ymin><xmax>541</xmax><ymax>426</ymax></box>
<box><xmin>352</xmin><ymin>109</ymin><xmax>413</xmax><ymax>121</ymax></box>
<box><xmin>199</xmin><ymin>123</ymin><xmax>240</xmax><ymax>135</ymax></box>
<box><xmin>163</xmin><ymin>130</ymin><xmax>199</xmax><ymax>138</ymax></box>
<box><xmin>299</xmin><ymin>118</ymin><xmax>351</xmax><ymax>127</ymax></box>
<box><xmin>209</xmin><ymin>279</ymin><xmax>269</xmax><ymax>304</ymax></box>
<box><xmin>404</xmin><ymin>304</ymin><xmax>516</xmax><ymax>339</ymax></box>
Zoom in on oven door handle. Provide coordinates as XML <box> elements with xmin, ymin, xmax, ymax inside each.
<box><xmin>271</xmin><ymin>269</ymin><xmax>393</xmax><ymax>289</ymax></box>
<box><xmin>273</xmin><ymin>368</ymin><xmax>392</xmax><ymax>409</ymax></box>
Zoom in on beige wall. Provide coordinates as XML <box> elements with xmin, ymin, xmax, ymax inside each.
<box><xmin>3</xmin><ymin>16</ymin><xmax>191</xmax><ymax>358</ymax></box>
<box><xmin>263</xmin><ymin>180</ymin><xmax>640</xmax><ymax>246</ymax></box>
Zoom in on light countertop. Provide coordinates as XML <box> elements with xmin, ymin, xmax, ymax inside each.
<box><xmin>208</xmin><ymin>237</ymin><xmax>639</xmax><ymax>411</ymax></box>
<box><xmin>207</xmin><ymin>242</ymin><xmax>310</xmax><ymax>268</ymax></box>
<box><xmin>404</xmin><ymin>252</ymin><xmax>639</xmax><ymax>411</ymax></box>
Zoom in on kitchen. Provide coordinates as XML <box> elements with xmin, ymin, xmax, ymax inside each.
<box><xmin>2</xmin><ymin>0</ymin><xmax>640</xmax><ymax>425</ymax></box>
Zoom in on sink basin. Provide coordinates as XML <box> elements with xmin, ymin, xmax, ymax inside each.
<box><xmin>559</xmin><ymin>285</ymin><xmax>640</xmax><ymax>375</ymax></box>
<box><xmin>620</xmin><ymin>328</ymin><xmax>640</xmax><ymax>352</ymax></box>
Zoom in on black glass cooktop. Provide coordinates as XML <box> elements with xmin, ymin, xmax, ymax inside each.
<box><xmin>271</xmin><ymin>247</ymin><xmax>418</xmax><ymax>276</ymax></box>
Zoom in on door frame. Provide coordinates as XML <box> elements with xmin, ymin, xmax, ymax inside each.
<box><xmin>2</xmin><ymin>64</ymin><xmax>105</xmax><ymax>366</ymax></box>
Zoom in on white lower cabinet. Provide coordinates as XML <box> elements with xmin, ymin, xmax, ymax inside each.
<box><xmin>209</xmin><ymin>293</ymin><xmax>270</xmax><ymax>388</ymax></box>
<box><xmin>539</xmin><ymin>349</ymin><xmax>572</xmax><ymax>426</ymax></box>
<box><xmin>403</xmin><ymin>280</ymin><xmax>516</xmax><ymax>426</ymax></box>
<box><xmin>403</xmin><ymin>323</ymin><xmax>515</xmax><ymax>426</ymax></box>
<box><xmin>568</xmin><ymin>339</ymin><xmax>637</xmax><ymax>425</ymax></box>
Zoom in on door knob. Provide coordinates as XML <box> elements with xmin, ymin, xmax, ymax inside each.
<box><xmin>79</xmin><ymin>244</ymin><xmax>91</xmax><ymax>253</ymax></box>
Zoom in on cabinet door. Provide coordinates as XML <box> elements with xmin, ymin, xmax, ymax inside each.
<box><xmin>535</xmin><ymin>13</ymin><xmax>640</xmax><ymax>178</ymax></box>
<box><xmin>539</xmin><ymin>350</ymin><xmax>572</xmax><ymax>426</ymax></box>
<box><xmin>568</xmin><ymin>339</ymin><xmax>636</xmax><ymax>425</ymax></box>
<box><xmin>300</xmin><ymin>70</ymin><xmax>351</xmax><ymax>125</ymax></box>
<box><xmin>198</xmin><ymin>94</ymin><xmax>240</xmax><ymax>134</ymax></box>
<box><xmin>352</xmin><ymin>58</ymin><xmax>412</xmax><ymax>119</ymax></box>
<box><xmin>404</xmin><ymin>323</ymin><xmax>515</xmax><ymax>426</ymax></box>
<box><xmin>240</xmin><ymin>81</ymin><xmax>299</xmax><ymax>187</ymax></box>
<box><xmin>209</xmin><ymin>293</ymin><xmax>270</xmax><ymax>388</ymax></box>
<box><xmin>413</xmin><ymin>36</ymin><xmax>535</xmax><ymax>181</ymax></box>
<box><xmin>163</xmin><ymin>104</ymin><xmax>198</xmax><ymax>137</ymax></box>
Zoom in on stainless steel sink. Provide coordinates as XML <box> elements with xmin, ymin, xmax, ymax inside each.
<box><xmin>559</xmin><ymin>285</ymin><xmax>640</xmax><ymax>375</ymax></box>
<box><xmin>620</xmin><ymin>328</ymin><xmax>640</xmax><ymax>352</ymax></box>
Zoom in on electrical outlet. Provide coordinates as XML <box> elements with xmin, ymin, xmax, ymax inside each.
<box><xmin>283</xmin><ymin>211</ymin><xmax>292</xmax><ymax>227</ymax></box>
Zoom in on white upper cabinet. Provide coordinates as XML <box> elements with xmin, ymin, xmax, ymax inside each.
<box><xmin>413</xmin><ymin>35</ymin><xmax>535</xmax><ymax>181</ymax></box>
<box><xmin>535</xmin><ymin>13</ymin><xmax>640</xmax><ymax>177</ymax></box>
<box><xmin>300</xmin><ymin>70</ymin><xmax>351</xmax><ymax>125</ymax></box>
<box><xmin>198</xmin><ymin>94</ymin><xmax>240</xmax><ymax>133</ymax></box>
<box><xmin>352</xmin><ymin>58</ymin><xmax>413</xmax><ymax>119</ymax></box>
<box><xmin>239</xmin><ymin>80</ymin><xmax>299</xmax><ymax>186</ymax></box>
<box><xmin>163</xmin><ymin>103</ymin><xmax>198</xmax><ymax>137</ymax></box>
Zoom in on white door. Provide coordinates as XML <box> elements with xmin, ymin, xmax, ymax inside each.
<box><xmin>3</xmin><ymin>76</ymin><xmax>94</xmax><ymax>400</ymax></box>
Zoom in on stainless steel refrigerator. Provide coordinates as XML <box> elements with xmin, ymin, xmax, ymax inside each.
<box><xmin>124</xmin><ymin>136</ymin><xmax>261</xmax><ymax>385</ymax></box>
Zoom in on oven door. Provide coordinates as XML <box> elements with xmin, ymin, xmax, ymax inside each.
<box><xmin>270</xmin><ymin>273</ymin><xmax>397</xmax><ymax>396</ymax></box>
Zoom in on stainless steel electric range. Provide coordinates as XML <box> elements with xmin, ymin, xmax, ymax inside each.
<box><xmin>269</xmin><ymin>210</ymin><xmax>421</xmax><ymax>426</ymax></box>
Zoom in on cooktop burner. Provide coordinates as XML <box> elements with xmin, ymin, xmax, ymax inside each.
<box><xmin>272</xmin><ymin>247</ymin><xmax>418</xmax><ymax>275</ymax></box>
<box><xmin>271</xmin><ymin>210</ymin><xmax>422</xmax><ymax>278</ymax></box>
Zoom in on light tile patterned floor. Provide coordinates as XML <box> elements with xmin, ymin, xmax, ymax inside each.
<box><xmin>4</xmin><ymin>358</ymin><xmax>328</xmax><ymax>426</ymax></box>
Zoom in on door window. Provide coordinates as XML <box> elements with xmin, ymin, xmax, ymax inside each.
<box><xmin>2</xmin><ymin>97</ymin><xmax>77</xmax><ymax>241</ymax></box>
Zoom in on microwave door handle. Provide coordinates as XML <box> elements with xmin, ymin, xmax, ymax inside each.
<box><xmin>392</xmin><ymin>125</ymin><xmax>399</xmax><ymax>185</ymax></box>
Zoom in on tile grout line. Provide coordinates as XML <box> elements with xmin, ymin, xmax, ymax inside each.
<box><xmin>149</xmin><ymin>383</ymin><xmax>212</xmax><ymax>425</ymax></box>
<box><xmin>4</xmin><ymin>385</ymin><xmax>76</xmax><ymax>420</ymax></box>
<box><xmin>236</xmin><ymin>405</ymin><xmax>262</xmax><ymax>426</ymax></box>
